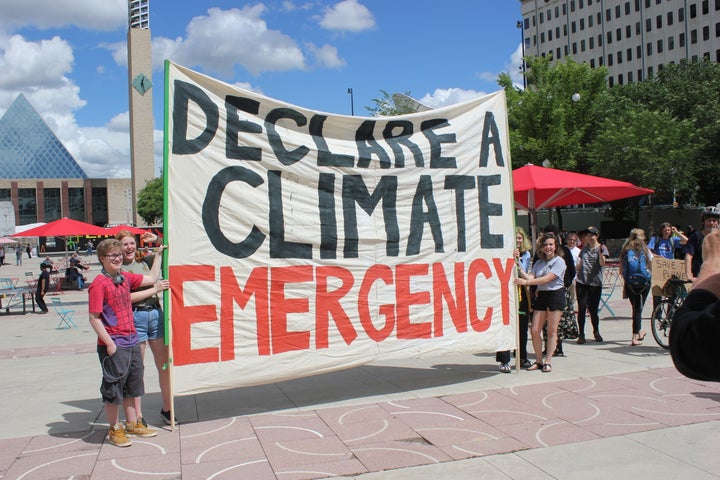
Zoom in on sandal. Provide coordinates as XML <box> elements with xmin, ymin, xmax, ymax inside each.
<box><xmin>542</xmin><ymin>363</ymin><xmax>552</xmax><ymax>373</ymax></box>
<box><xmin>527</xmin><ymin>362</ymin><xmax>542</xmax><ymax>371</ymax></box>
<box><xmin>631</xmin><ymin>338</ymin><xmax>642</xmax><ymax>346</ymax></box>
<box><xmin>638</xmin><ymin>330</ymin><xmax>647</xmax><ymax>341</ymax></box>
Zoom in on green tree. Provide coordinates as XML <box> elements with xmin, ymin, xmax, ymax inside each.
<box><xmin>500</xmin><ymin>56</ymin><xmax>608</xmax><ymax>172</ymax></box>
<box><xmin>365</xmin><ymin>90</ymin><xmax>421</xmax><ymax>116</ymax></box>
<box><xmin>136</xmin><ymin>176</ymin><xmax>163</xmax><ymax>225</ymax></box>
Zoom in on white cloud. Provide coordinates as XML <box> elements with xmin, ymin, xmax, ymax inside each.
<box><xmin>232</xmin><ymin>81</ymin><xmax>264</xmax><ymax>94</ymax></box>
<box><xmin>0</xmin><ymin>35</ymin><xmax>75</xmax><ymax>90</ymax></box>
<box><xmin>419</xmin><ymin>88</ymin><xmax>488</xmax><ymax>108</ymax></box>
<box><xmin>476</xmin><ymin>43</ymin><xmax>525</xmax><ymax>90</ymax></box>
<box><xmin>0</xmin><ymin>0</ymin><xmax>126</xmax><ymax>31</ymax></box>
<box><xmin>309</xmin><ymin>43</ymin><xmax>345</xmax><ymax>68</ymax></box>
<box><xmin>319</xmin><ymin>0</ymin><xmax>375</xmax><ymax>32</ymax></box>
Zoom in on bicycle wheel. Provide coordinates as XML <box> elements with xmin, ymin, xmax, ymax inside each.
<box><xmin>651</xmin><ymin>300</ymin><xmax>673</xmax><ymax>349</ymax></box>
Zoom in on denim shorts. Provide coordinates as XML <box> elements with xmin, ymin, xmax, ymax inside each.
<box><xmin>97</xmin><ymin>344</ymin><xmax>144</xmax><ymax>404</ymax></box>
<box><xmin>133</xmin><ymin>306</ymin><xmax>164</xmax><ymax>342</ymax></box>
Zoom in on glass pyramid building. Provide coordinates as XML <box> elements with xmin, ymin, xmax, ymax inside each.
<box><xmin>0</xmin><ymin>94</ymin><xmax>87</xmax><ymax>179</ymax></box>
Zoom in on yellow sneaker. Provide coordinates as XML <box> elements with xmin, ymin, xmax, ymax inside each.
<box><xmin>108</xmin><ymin>424</ymin><xmax>132</xmax><ymax>447</ymax></box>
<box><xmin>126</xmin><ymin>418</ymin><xmax>158</xmax><ymax>437</ymax></box>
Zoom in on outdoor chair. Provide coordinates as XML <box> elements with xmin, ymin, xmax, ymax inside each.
<box><xmin>51</xmin><ymin>297</ymin><xmax>77</xmax><ymax>329</ymax></box>
<box><xmin>25</xmin><ymin>272</ymin><xmax>37</xmax><ymax>289</ymax></box>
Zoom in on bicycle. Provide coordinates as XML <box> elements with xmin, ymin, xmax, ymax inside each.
<box><xmin>650</xmin><ymin>276</ymin><xmax>691</xmax><ymax>349</ymax></box>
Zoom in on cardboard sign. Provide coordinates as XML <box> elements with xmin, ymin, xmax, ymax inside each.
<box><xmin>651</xmin><ymin>257</ymin><xmax>687</xmax><ymax>296</ymax></box>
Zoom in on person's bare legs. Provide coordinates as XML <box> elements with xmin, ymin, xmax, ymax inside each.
<box><xmin>529</xmin><ymin>310</ymin><xmax>547</xmax><ymax>368</ymax></box>
<box><xmin>148</xmin><ymin>338</ymin><xmax>171</xmax><ymax>412</ymax></box>
<box><xmin>544</xmin><ymin>310</ymin><xmax>561</xmax><ymax>369</ymax></box>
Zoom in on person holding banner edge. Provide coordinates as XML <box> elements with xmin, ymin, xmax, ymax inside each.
<box><xmin>515</xmin><ymin>233</ymin><xmax>567</xmax><ymax>373</ymax></box>
<box><xmin>89</xmin><ymin>239</ymin><xmax>166</xmax><ymax>447</ymax></box>
<box><xmin>116</xmin><ymin>230</ymin><xmax>174</xmax><ymax>427</ymax></box>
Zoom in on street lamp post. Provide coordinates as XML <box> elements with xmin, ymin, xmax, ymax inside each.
<box><xmin>347</xmin><ymin>88</ymin><xmax>354</xmax><ymax>116</ymax></box>
<box><xmin>516</xmin><ymin>20</ymin><xmax>527</xmax><ymax>90</ymax></box>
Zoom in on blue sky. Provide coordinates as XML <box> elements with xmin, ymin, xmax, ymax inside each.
<box><xmin>0</xmin><ymin>0</ymin><xmax>523</xmax><ymax>178</ymax></box>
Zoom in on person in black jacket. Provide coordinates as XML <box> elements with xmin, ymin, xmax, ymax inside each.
<box><xmin>670</xmin><ymin>229</ymin><xmax>720</xmax><ymax>381</ymax></box>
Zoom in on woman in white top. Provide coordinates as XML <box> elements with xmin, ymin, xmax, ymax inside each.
<box><xmin>515</xmin><ymin>233</ymin><xmax>567</xmax><ymax>373</ymax></box>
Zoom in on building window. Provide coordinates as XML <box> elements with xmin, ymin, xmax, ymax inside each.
<box><xmin>68</xmin><ymin>188</ymin><xmax>85</xmax><ymax>221</ymax></box>
<box><xmin>608</xmin><ymin>76</ymin><xmax>615</xmax><ymax>87</ymax></box>
<box><xmin>618</xmin><ymin>74</ymin><xmax>624</xmax><ymax>85</ymax></box>
<box><xmin>571</xmin><ymin>0</ymin><xmax>576</xmax><ymax>12</ymax></box>
<box><xmin>540</xmin><ymin>12</ymin><xmax>544</xmax><ymax>23</ymax></box>
<box><xmin>581</xmin><ymin>39</ymin><xmax>586</xmax><ymax>51</ymax></box>
<box><xmin>628</xmin><ymin>70</ymin><xmax>634</xmax><ymax>82</ymax></box>
<box><xmin>656</xmin><ymin>15</ymin><xmax>662</xmax><ymax>29</ymax></box>
<box><xmin>668</xmin><ymin>11</ymin><xmax>674</xmax><ymax>25</ymax></box>
<box><xmin>657</xmin><ymin>39</ymin><xmax>663</xmax><ymax>53</ymax></box>
<box><xmin>690</xmin><ymin>4</ymin><xmax>697</xmax><ymax>18</ymax></box>
<box><xmin>691</xmin><ymin>29</ymin><xmax>698</xmax><ymax>44</ymax></box>
<box><xmin>618</xmin><ymin>50</ymin><xmax>623</xmax><ymax>63</ymax></box>
<box><xmin>679</xmin><ymin>8</ymin><xmax>685</xmax><ymax>22</ymax></box>
<box><xmin>91</xmin><ymin>188</ymin><xmax>108</xmax><ymax>226</ymax></box>
<box><xmin>597</xmin><ymin>12</ymin><xmax>602</xmax><ymax>24</ymax></box>
<box><xmin>647</xmin><ymin>42</ymin><xmax>653</xmax><ymax>55</ymax></box>
<box><xmin>573</xmin><ymin>42</ymin><xmax>578</xmax><ymax>54</ymax></box>
<box><xmin>541</xmin><ymin>32</ymin><xmax>546</xmax><ymax>43</ymax></box>
<box><xmin>716</xmin><ymin>0</ymin><xmax>720</xmax><ymax>11</ymax></box>
<box><xmin>703</xmin><ymin>26</ymin><xmax>710</xmax><ymax>41</ymax></box>
<box><xmin>580</xmin><ymin>18</ymin><xmax>585</xmax><ymax>29</ymax></box>
<box><xmin>565</xmin><ymin>45</ymin><xmax>569</xmax><ymax>56</ymax></box>
<box><xmin>638</xmin><ymin>69</ymin><xmax>643</xmax><ymax>81</ymax></box>
<box><xmin>43</xmin><ymin>188</ymin><xmax>61</xmax><ymax>222</ymax></box>
<box><xmin>590</xmin><ymin>58</ymin><xmax>596</xmax><ymax>67</ymax></box>
<box><xmin>556</xmin><ymin>26</ymin><xmax>561</xmax><ymax>38</ymax></box>
<box><xmin>648</xmin><ymin>66</ymin><xmax>654</xmax><ymax>78</ymax></box>
<box><xmin>636</xmin><ymin>21</ymin><xmax>641</xmax><ymax>35</ymax></box>
<box><xmin>564</xmin><ymin>24</ymin><xmax>568</xmax><ymax>36</ymax></box>
<box><xmin>589</xmin><ymin>15</ymin><xmax>594</xmax><ymax>27</ymax></box>
<box><xmin>555</xmin><ymin>6</ymin><xmax>560</xmax><ymax>17</ymax></box>
<box><xmin>716</xmin><ymin>22</ymin><xmax>720</xmax><ymax>37</ymax></box>
<box><xmin>669</xmin><ymin>35</ymin><xmax>675</xmax><ymax>50</ymax></box>
<box><xmin>646</xmin><ymin>18</ymin><xmax>652</xmax><ymax>32</ymax></box>
<box><xmin>607</xmin><ymin>31</ymin><xmax>613</xmax><ymax>43</ymax></box>
<box><xmin>590</xmin><ymin>36</ymin><xmax>595</xmax><ymax>49</ymax></box>
<box><xmin>680</xmin><ymin>32</ymin><xmax>685</xmax><ymax>47</ymax></box>
<box><xmin>598</xmin><ymin>34</ymin><xmax>603</xmax><ymax>46</ymax></box>
<box><xmin>626</xmin><ymin>25</ymin><xmax>632</xmax><ymax>38</ymax></box>
<box><xmin>616</xmin><ymin>27</ymin><xmax>622</xmax><ymax>40</ymax></box>
<box><xmin>556</xmin><ymin>47</ymin><xmax>562</xmax><ymax>59</ymax></box>
<box><xmin>645</xmin><ymin>0</ymin><xmax>650</xmax><ymax>8</ymax></box>
<box><xmin>615</xmin><ymin>5</ymin><xmax>621</xmax><ymax>18</ymax></box>
<box><xmin>18</xmin><ymin>188</ymin><xmax>37</xmax><ymax>225</ymax></box>
<box><xmin>547</xmin><ymin>8</ymin><xmax>552</xmax><ymax>20</ymax></box>
<box><xmin>717</xmin><ymin>50</ymin><xmax>720</xmax><ymax>62</ymax></box>
<box><xmin>563</xmin><ymin>4</ymin><xmax>567</xmax><ymax>15</ymax></box>
<box><xmin>572</xmin><ymin>21</ymin><xmax>577</xmax><ymax>33</ymax></box>
<box><xmin>606</xmin><ymin>8</ymin><xmax>611</xmax><ymax>22</ymax></box>
<box><xmin>703</xmin><ymin>0</ymin><xmax>709</xmax><ymax>14</ymax></box>
<box><xmin>637</xmin><ymin>45</ymin><xmax>642</xmax><ymax>57</ymax></box>
<box><xmin>579</xmin><ymin>0</ymin><xmax>584</xmax><ymax>8</ymax></box>
<box><xmin>608</xmin><ymin>53</ymin><xmax>614</xmax><ymax>65</ymax></box>
<box><xmin>635</xmin><ymin>0</ymin><xmax>641</xmax><ymax>12</ymax></box>
<box><xmin>625</xmin><ymin>1</ymin><xmax>631</xmax><ymax>14</ymax></box>
<box><xmin>627</xmin><ymin>47</ymin><xmax>633</xmax><ymax>60</ymax></box>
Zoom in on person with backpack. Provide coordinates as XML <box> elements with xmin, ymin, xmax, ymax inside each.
<box><xmin>648</xmin><ymin>222</ymin><xmax>688</xmax><ymax>310</ymax></box>
<box><xmin>620</xmin><ymin>228</ymin><xmax>653</xmax><ymax>346</ymax></box>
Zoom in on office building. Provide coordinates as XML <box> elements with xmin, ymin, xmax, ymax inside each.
<box><xmin>520</xmin><ymin>0</ymin><xmax>720</xmax><ymax>86</ymax></box>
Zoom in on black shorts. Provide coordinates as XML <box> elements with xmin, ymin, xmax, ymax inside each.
<box><xmin>532</xmin><ymin>289</ymin><xmax>565</xmax><ymax>311</ymax></box>
<box><xmin>97</xmin><ymin>344</ymin><xmax>144</xmax><ymax>404</ymax></box>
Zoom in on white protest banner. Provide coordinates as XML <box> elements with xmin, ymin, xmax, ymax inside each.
<box><xmin>165</xmin><ymin>62</ymin><xmax>517</xmax><ymax>395</ymax></box>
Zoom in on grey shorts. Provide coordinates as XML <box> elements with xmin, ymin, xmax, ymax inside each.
<box><xmin>97</xmin><ymin>344</ymin><xmax>144</xmax><ymax>404</ymax></box>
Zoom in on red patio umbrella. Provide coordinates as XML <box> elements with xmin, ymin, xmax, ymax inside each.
<box><xmin>11</xmin><ymin>218</ymin><xmax>109</xmax><ymax>259</ymax></box>
<box><xmin>513</xmin><ymin>164</ymin><xmax>654</xmax><ymax>245</ymax></box>
<box><xmin>11</xmin><ymin>218</ymin><xmax>108</xmax><ymax>237</ymax></box>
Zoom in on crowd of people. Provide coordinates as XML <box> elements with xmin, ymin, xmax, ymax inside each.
<box><xmin>506</xmin><ymin>205</ymin><xmax>720</xmax><ymax>376</ymax></box>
